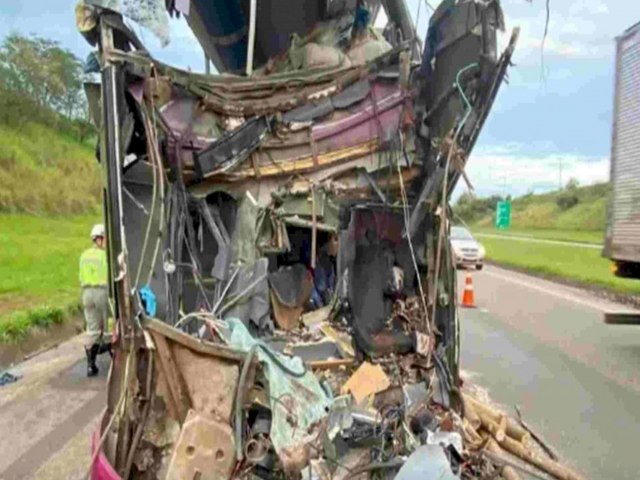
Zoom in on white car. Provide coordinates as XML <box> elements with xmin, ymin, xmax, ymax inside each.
<box><xmin>451</xmin><ymin>226</ymin><xmax>485</xmax><ymax>270</ymax></box>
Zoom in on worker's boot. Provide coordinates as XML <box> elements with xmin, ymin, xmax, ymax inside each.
<box><xmin>85</xmin><ymin>344</ymin><xmax>99</xmax><ymax>377</ymax></box>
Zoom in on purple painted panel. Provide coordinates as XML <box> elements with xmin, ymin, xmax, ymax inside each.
<box><xmin>311</xmin><ymin>82</ymin><xmax>406</xmax><ymax>151</ymax></box>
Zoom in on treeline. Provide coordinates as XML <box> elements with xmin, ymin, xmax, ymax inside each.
<box><xmin>454</xmin><ymin>192</ymin><xmax>504</xmax><ymax>224</ymax></box>
<box><xmin>0</xmin><ymin>33</ymin><xmax>94</xmax><ymax>142</ymax></box>
<box><xmin>454</xmin><ymin>180</ymin><xmax>610</xmax><ymax>227</ymax></box>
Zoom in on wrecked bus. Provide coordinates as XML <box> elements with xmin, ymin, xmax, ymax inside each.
<box><xmin>76</xmin><ymin>1</ymin><xmax>574</xmax><ymax>479</ymax></box>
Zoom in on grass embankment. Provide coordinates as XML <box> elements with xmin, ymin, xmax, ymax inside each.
<box><xmin>472</xmin><ymin>183</ymin><xmax>609</xmax><ymax>232</ymax></box>
<box><xmin>0</xmin><ymin>123</ymin><xmax>101</xmax><ymax>343</ymax></box>
<box><xmin>473</xmin><ymin>227</ymin><xmax>603</xmax><ymax>245</ymax></box>
<box><xmin>479</xmin><ymin>236</ymin><xmax>640</xmax><ymax>295</ymax></box>
<box><xmin>0</xmin><ymin>123</ymin><xmax>101</xmax><ymax>214</ymax></box>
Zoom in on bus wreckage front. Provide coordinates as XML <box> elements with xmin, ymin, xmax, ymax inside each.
<box><xmin>71</xmin><ymin>1</ymin><xmax>578</xmax><ymax>479</ymax></box>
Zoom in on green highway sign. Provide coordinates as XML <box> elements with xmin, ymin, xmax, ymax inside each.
<box><xmin>495</xmin><ymin>200</ymin><xmax>511</xmax><ymax>229</ymax></box>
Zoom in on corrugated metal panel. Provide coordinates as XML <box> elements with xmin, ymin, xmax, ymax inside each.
<box><xmin>610</xmin><ymin>24</ymin><xmax>640</xmax><ymax>258</ymax></box>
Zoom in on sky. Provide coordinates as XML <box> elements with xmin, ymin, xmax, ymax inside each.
<box><xmin>0</xmin><ymin>0</ymin><xmax>637</xmax><ymax>199</ymax></box>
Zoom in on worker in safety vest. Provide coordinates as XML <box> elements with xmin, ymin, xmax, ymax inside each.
<box><xmin>79</xmin><ymin>224</ymin><xmax>111</xmax><ymax>377</ymax></box>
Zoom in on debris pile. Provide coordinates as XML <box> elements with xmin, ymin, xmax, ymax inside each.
<box><xmin>113</xmin><ymin>303</ymin><xmax>584</xmax><ymax>480</ymax></box>
<box><xmin>76</xmin><ymin>0</ymin><xmax>582</xmax><ymax>479</ymax></box>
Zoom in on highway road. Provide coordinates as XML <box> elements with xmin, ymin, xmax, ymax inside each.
<box><xmin>460</xmin><ymin>265</ymin><xmax>640</xmax><ymax>480</ymax></box>
<box><xmin>0</xmin><ymin>335</ymin><xmax>108</xmax><ymax>480</ymax></box>
<box><xmin>1</xmin><ymin>265</ymin><xmax>639</xmax><ymax>479</ymax></box>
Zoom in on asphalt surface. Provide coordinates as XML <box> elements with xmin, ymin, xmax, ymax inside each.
<box><xmin>0</xmin><ymin>335</ymin><xmax>109</xmax><ymax>480</ymax></box>
<box><xmin>1</xmin><ymin>265</ymin><xmax>639</xmax><ymax>479</ymax></box>
<box><xmin>459</xmin><ymin>265</ymin><xmax>640</xmax><ymax>480</ymax></box>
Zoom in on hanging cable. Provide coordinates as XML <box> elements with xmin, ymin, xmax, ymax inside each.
<box><xmin>134</xmin><ymin>104</ymin><xmax>159</xmax><ymax>289</ymax></box>
<box><xmin>144</xmin><ymin>100</ymin><xmax>167</xmax><ymax>287</ymax></box>
<box><xmin>396</xmin><ymin>135</ymin><xmax>429</xmax><ymax>335</ymax></box>
<box><xmin>431</xmin><ymin>62</ymin><xmax>478</xmax><ymax>324</ymax></box>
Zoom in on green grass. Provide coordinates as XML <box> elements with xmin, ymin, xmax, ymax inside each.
<box><xmin>480</xmin><ymin>236</ymin><xmax>640</xmax><ymax>295</ymax></box>
<box><xmin>472</xmin><ymin>227</ymin><xmax>603</xmax><ymax>245</ymax></box>
<box><xmin>0</xmin><ymin>122</ymin><xmax>101</xmax><ymax>215</ymax></box>
<box><xmin>0</xmin><ymin>306</ymin><xmax>69</xmax><ymax>343</ymax></box>
<box><xmin>0</xmin><ymin>120</ymin><xmax>102</xmax><ymax>342</ymax></box>
<box><xmin>0</xmin><ymin>214</ymin><xmax>99</xmax><ymax>342</ymax></box>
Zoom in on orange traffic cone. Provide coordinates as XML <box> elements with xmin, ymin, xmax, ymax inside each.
<box><xmin>461</xmin><ymin>272</ymin><xmax>475</xmax><ymax>308</ymax></box>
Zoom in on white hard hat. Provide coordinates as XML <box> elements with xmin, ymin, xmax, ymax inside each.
<box><xmin>90</xmin><ymin>224</ymin><xmax>105</xmax><ymax>239</ymax></box>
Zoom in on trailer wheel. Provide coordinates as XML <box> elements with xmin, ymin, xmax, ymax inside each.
<box><xmin>614</xmin><ymin>261</ymin><xmax>640</xmax><ymax>279</ymax></box>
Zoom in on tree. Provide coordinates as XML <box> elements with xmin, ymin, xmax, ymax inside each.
<box><xmin>0</xmin><ymin>33</ymin><xmax>92</xmax><ymax>141</ymax></box>
<box><xmin>0</xmin><ymin>33</ymin><xmax>87</xmax><ymax>120</ymax></box>
<box><xmin>565</xmin><ymin>177</ymin><xmax>579</xmax><ymax>191</ymax></box>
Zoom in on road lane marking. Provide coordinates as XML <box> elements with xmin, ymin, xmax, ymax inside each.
<box><xmin>481</xmin><ymin>267</ymin><xmax>636</xmax><ymax>313</ymax></box>
<box><xmin>475</xmin><ymin>233</ymin><xmax>602</xmax><ymax>249</ymax></box>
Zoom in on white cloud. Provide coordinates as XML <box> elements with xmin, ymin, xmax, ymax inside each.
<box><xmin>568</xmin><ymin>0</ymin><xmax>609</xmax><ymax>16</ymax></box>
<box><xmin>459</xmin><ymin>147</ymin><xmax>609</xmax><ymax>198</ymax></box>
<box><xmin>498</xmin><ymin>0</ymin><xmax>640</xmax><ymax>65</ymax></box>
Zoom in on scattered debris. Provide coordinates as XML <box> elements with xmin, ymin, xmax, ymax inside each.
<box><xmin>0</xmin><ymin>371</ymin><xmax>21</xmax><ymax>387</ymax></box>
<box><xmin>340</xmin><ymin>362</ymin><xmax>391</xmax><ymax>404</ymax></box>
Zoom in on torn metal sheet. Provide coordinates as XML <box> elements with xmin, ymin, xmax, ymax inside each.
<box><xmin>282</xmin><ymin>79</ymin><xmax>372</xmax><ymax>123</ymax></box>
<box><xmin>225</xmin><ymin>319</ymin><xmax>332</xmax><ymax>464</ymax></box>
<box><xmin>194</xmin><ymin>117</ymin><xmax>271</xmax><ymax>178</ymax></box>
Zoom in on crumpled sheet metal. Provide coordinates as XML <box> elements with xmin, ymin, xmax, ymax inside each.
<box><xmin>85</xmin><ymin>0</ymin><xmax>170</xmax><ymax>45</ymax></box>
<box><xmin>225</xmin><ymin>319</ymin><xmax>332</xmax><ymax>467</ymax></box>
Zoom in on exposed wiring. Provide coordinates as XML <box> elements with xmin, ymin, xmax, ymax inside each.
<box><xmin>396</xmin><ymin>135</ymin><xmax>430</xmax><ymax>336</ymax></box>
<box><xmin>217</xmin><ymin>272</ymin><xmax>268</xmax><ymax>316</ymax></box>
<box><xmin>348</xmin><ymin>459</ymin><xmax>405</xmax><ymax>476</ymax></box>
<box><xmin>431</xmin><ymin>62</ymin><xmax>478</xmax><ymax>325</ymax></box>
<box><xmin>414</xmin><ymin>0</ymin><xmax>423</xmax><ymax>45</ymax></box>
<box><xmin>174</xmin><ymin>311</ymin><xmax>217</xmax><ymax>330</ymax></box>
<box><xmin>123</xmin><ymin>186</ymin><xmax>149</xmax><ymax>215</ymax></box>
<box><xmin>122</xmin><ymin>350</ymin><xmax>155</xmax><ymax>478</ymax></box>
<box><xmin>145</xmin><ymin>93</ymin><xmax>167</xmax><ymax>287</ymax></box>
<box><xmin>235</xmin><ymin>344</ymin><xmax>258</xmax><ymax>461</ymax></box>
<box><xmin>211</xmin><ymin>267</ymin><xmax>241</xmax><ymax>314</ymax></box>
<box><xmin>182</xmin><ymin>238</ymin><xmax>214</xmax><ymax>311</ymax></box>
<box><xmin>540</xmin><ymin>0</ymin><xmax>551</xmax><ymax>82</ymax></box>
<box><xmin>134</xmin><ymin>104</ymin><xmax>159</xmax><ymax>289</ymax></box>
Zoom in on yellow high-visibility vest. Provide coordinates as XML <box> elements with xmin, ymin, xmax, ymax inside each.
<box><xmin>79</xmin><ymin>246</ymin><xmax>108</xmax><ymax>287</ymax></box>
